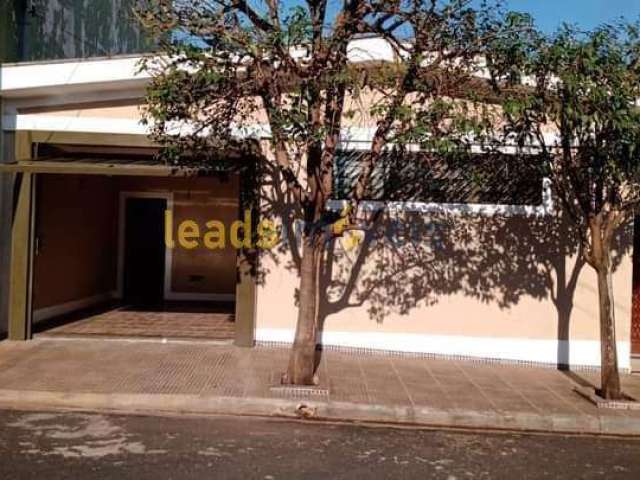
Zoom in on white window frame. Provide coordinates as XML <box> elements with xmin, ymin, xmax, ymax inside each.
<box><xmin>332</xmin><ymin>138</ymin><xmax>554</xmax><ymax>217</ymax></box>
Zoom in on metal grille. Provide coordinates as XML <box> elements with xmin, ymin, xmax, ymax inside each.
<box><xmin>334</xmin><ymin>150</ymin><xmax>544</xmax><ymax>205</ymax></box>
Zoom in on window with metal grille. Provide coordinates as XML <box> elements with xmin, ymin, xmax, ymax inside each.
<box><xmin>333</xmin><ymin>150</ymin><xmax>544</xmax><ymax>206</ymax></box>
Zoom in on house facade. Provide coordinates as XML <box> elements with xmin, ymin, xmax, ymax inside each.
<box><xmin>1</xmin><ymin>30</ymin><xmax>639</xmax><ymax>371</ymax></box>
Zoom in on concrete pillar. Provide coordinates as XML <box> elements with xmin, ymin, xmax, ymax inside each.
<box><xmin>234</xmin><ymin>163</ymin><xmax>258</xmax><ymax>347</ymax></box>
<box><xmin>0</xmin><ymin>125</ymin><xmax>12</xmax><ymax>337</ymax></box>
<box><xmin>7</xmin><ymin>132</ymin><xmax>34</xmax><ymax>340</ymax></box>
<box><xmin>234</xmin><ymin>251</ymin><xmax>257</xmax><ymax>347</ymax></box>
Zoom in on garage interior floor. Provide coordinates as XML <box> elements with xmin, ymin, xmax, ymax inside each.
<box><xmin>34</xmin><ymin>301</ymin><xmax>235</xmax><ymax>341</ymax></box>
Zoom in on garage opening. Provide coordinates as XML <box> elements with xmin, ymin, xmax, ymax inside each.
<box><xmin>31</xmin><ymin>168</ymin><xmax>240</xmax><ymax>342</ymax></box>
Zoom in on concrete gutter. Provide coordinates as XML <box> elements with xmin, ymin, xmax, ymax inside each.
<box><xmin>0</xmin><ymin>389</ymin><xmax>638</xmax><ymax>437</ymax></box>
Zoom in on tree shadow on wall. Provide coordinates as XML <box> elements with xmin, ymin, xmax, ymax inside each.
<box><xmin>256</xmin><ymin>160</ymin><xmax>633</xmax><ymax>377</ymax></box>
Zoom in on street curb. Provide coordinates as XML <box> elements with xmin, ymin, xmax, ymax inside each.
<box><xmin>0</xmin><ymin>389</ymin><xmax>639</xmax><ymax>436</ymax></box>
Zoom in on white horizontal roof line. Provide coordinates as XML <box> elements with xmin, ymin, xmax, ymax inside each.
<box><xmin>2</xmin><ymin>114</ymin><xmax>149</xmax><ymax>135</ymax></box>
<box><xmin>3</xmin><ymin>114</ymin><xmax>562</xmax><ymax>149</ymax></box>
<box><xmin>1</xmin><ymin>56</ymin><xmax>150</xmax><ymax>97</ymax></box>
<box><xmin>0</xmin><ymin>37</ymin><xmax>488</xmax><ymax>98</ymax></box>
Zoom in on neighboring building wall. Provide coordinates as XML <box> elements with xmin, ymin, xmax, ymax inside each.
<box><xmin>7</xmin><ymin>0</ymin><xmax>150</xmax><ymax>62</ymax></box>
<box><xmin>0</xmin><ymin>0</ymin><xmax>24</xmax><ymax>63</ymax></box>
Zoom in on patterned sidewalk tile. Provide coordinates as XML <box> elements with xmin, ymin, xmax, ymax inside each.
<box><xmin>0</xmin><ymin>338</ymin><xmax>640</xmax><ymax>426</ymax></box>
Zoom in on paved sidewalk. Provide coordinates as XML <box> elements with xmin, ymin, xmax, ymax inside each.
<box><xmin>0</xmin><ymin>338</ymin><xmax>639</xmax><ymax>435</ymax></box>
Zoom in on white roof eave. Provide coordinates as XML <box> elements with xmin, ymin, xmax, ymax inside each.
<box><xmin>0</xmin><ymin>56</ymin><xmax>150</xmax><ymax>98</ymax></box>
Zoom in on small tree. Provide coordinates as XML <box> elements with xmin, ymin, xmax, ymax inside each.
<box><xmin>136</xmin><ymin>0</ymin><xmax>522</xmax><ymax>385</ymax></box>
<box><xmin>491</xmin><ymin>23</ymin><xmax>640</xmax><ymax>399</ymax></box>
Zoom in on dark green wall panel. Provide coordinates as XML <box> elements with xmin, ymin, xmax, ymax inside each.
<box><xmin>1</xmin><ymin>0</ymin><xmax>151</xmax><ymax>63</ymax></box>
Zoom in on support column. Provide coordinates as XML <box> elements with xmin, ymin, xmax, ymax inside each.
<box><xmin>8</xmin><ymin>132</ymin><xmax>35</xmax><ymax>341</ymax></box>
<box><xmin>0</xmin><ymin>113</ymin><xmax>10</xmax><ymax>337</ymax></box>
<box><xmin>234</xmin><ymin>250</ymin><xmax>257</xmax><ymax>347</ymax></box>
<box><xmin>234</xmin><ymin>156</ymin><xmax>259</xmax><ymax>347</ymax></box>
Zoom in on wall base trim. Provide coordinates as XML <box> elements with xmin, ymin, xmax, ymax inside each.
<box><xmin>33</xmin><ymin>291</ymin><xmax>117</xmax><ymax>323</ymax></box>
<box><xmin>255</xmin><ymin>328</ymin><xmax>631</xmax><ymax>371</ymax></box>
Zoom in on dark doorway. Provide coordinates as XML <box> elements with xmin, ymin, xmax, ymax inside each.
<box><xmin>124</xmin><ymin>197</ymin><xmax>167</xmax><ymax>306</ymax></box>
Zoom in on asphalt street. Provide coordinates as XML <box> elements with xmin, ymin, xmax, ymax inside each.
<box><xmin>0</xmin><ymin>409</ymin><xmax>639</xmax><ymax>479</ymax></box>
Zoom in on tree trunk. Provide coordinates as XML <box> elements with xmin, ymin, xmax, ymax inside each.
<box><xmin>590</xmin><ymin>218</ymin><xmax>623</xmax><ymax>400</ymax></box>
<box><xmin>285</xmin><ymin>233</ymin><xmax>321</xmax><ymax>385</ymax></box>
<box><xmin>596</xmin><ymin>264</ymin><xmax>622</xmax><ymax>400</ymax></box>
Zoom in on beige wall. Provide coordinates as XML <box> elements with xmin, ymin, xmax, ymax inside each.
<box><xmin>33</xmin><ymin>174</ymin><xmax>118</xmax><ymax>310</ymax></box>
<box><xmin>254</xmin><ymin>205</ymin><xmax>634</xmax><ymax>368</ymax></box>
<box><xmin>257</xmin><ymin>248</ymin><xmax>632</xmax><ymax>339</ymax></box>
<box><xmin>118</xmin><ymin>176</ymin><xmax>239</xmax><ymax>296</ymax></box>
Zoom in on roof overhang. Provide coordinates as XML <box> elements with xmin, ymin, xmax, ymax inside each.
<box><xmin>0</xmin><ymin>37</ymin><xmax>453</xmax><ymax>103</ymax></box>
<box><xmin>0</xmin><ymin>37</ymin><xmax>390</xmax><ymax>101</ymax></box>
<box><xmin>0</xmin><ymin>56</ymin><xmax>150</xmax><ymax>100</ymax></box>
